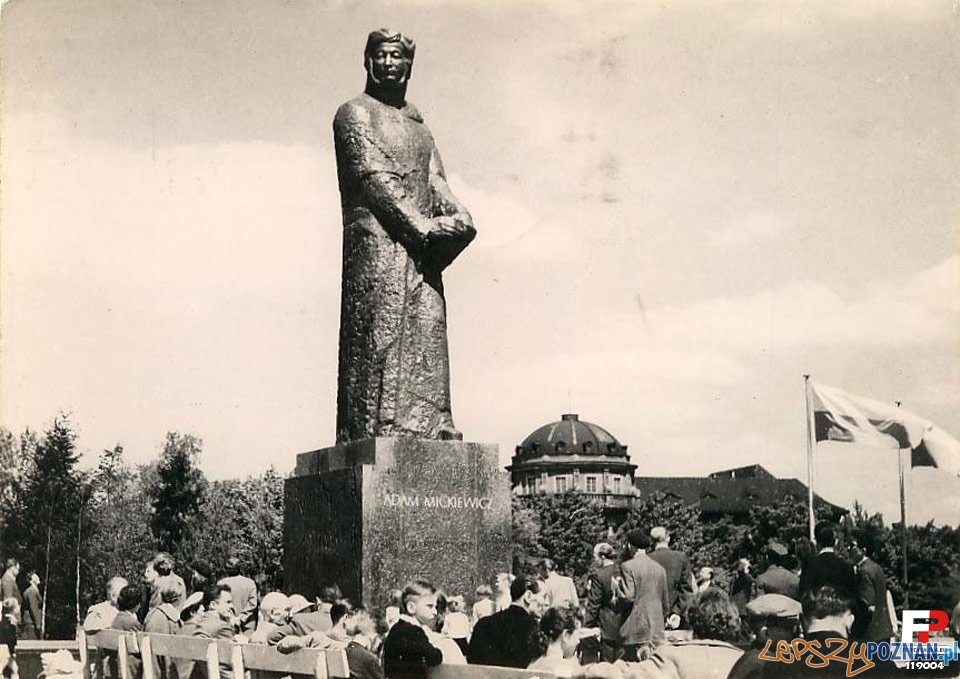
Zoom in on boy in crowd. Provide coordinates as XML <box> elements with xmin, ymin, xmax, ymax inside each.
<box><xmin>382</xmin><ymin>581</ymin><xmax>443</xmax><ymax>679</ymax></box>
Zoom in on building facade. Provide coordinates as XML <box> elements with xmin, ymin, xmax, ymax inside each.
<box><xmin>507</xmin><ymin>413</ymin><xmax>638</xmax><ymax>510</ymax></box>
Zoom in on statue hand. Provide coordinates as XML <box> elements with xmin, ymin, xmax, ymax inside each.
<box><xmin>430</xmin><ymin>215</ymin><xmax>473</xmax><ymax>239</ymax></box>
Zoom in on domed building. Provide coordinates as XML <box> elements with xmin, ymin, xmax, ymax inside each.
<box><xmin>507</xmin><ymin>413</ymin><xmax>637</xmax><ymax>510</ymax></box>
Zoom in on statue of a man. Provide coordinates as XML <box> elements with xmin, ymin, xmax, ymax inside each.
<box><xmin>333</xmin><ymin>29</ymin><xmax>475</xmax><ymax>444</ymax></box>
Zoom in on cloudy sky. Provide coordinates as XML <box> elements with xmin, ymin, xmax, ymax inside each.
<box><xmin>2</xmin><ymin>0</ymin><xmax>958</xmax><ymax>524</ymax></box>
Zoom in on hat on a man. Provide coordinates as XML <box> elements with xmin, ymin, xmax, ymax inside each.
<box><xmin>745</xmin><ymin>594</ymin><xmax>801</xmax><ymax>620</ymax></box>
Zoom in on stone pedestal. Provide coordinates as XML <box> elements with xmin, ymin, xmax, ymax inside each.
<box><xmin>283</xmin><ymin>437</ymin><xmax>511</xmax><ymax>610</ymax></box>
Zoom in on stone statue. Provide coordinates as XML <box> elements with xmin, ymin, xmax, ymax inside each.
<box><xmin>333</xmin><ymin>29</ymin><xmax>475</xmax><ymax>444</ymax></box>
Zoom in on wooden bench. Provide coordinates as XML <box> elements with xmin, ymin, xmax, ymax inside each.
<box><xmin>79</xmin><ymin>630</ymin><xmax>548</xmax><ymax>679</ymax></box>
<box><xmin>427</xmin><ymin>666</ymin><xmax>556</xmax><ymax>679</ymax></box>
<box><xmin>91</xmin><ymin>630</ymin><xmax>141</xmax><ymax>679</ymax></box>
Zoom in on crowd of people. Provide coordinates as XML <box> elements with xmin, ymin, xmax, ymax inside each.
<box><xmin>3</xmin><ymin>520</ymin><xmax>960</xmax><ymax>679</ymax></box>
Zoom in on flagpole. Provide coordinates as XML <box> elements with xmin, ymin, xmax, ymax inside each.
<box><xmin>896</xmin><ymin>401</ymin><xmax>909</xmax><ymax>609</ymax></box>
<box><xmin>804</xmin><ymin>375</ymin><xmax>816</xmax><ymax>542</ymax></box>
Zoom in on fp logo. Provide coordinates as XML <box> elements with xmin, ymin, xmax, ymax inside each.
<box><xmin>901</xmin><ymin>610</ymin><xmax>949</xmax><ymax>644</ymax></box>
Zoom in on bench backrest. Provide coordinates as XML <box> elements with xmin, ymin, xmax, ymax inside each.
<box><xmin>427</xmin><ymin>665</ymin><xmax>557</xmax><ymax>679</ymax></box>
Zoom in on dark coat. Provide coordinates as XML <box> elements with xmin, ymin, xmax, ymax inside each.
<box><xmin>798</xmin><ymin>550</ymin><xmax>856</xmax><ymax>600</ymax></box>
<box><xmin>853</xmin><ymin>558</ymin><xmax>894</xmax><ymax>642</ymax></box>
<box><xmin>584</xmin><ymin>563</ymin><xmax>624</xmax><ymax>642</ymax></box>
<box><xmin>466</xmin><ymin>605</ymin><xmax>539</xmax><ymax>668</ymax></box>
<box><xmin>382</xmin><ymin>618</ymin><xmax>443</xmax><ymax>679</ymax></box>
<box><xmin>647</xmin><ymin>547</ymin><xmax>694</xmax><ymax>617</ymax></box>
<box><xmin>20</xmin><ymin>584</ymin><xmax>42</xmax><ymax>639</ymax></box>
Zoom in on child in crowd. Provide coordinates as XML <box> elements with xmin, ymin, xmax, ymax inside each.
<box><xmin>382</xmin><ymin>581</ymin><xmax>443</xmax><ymax>679</ymax></box>
<box><xmin>384</xmin><ymin>589</ymin><xmax>402</xmax><ymax>630</ymax></box>
<box><xmin>442</xmin><ymin>595</ymin><xmax>470</xmax><ymax>655</ymax></box>
<box><xmin>1</xmin><ymin>598</ymin><xmax>20</xmax><ymax>679</ymax></box>
<box><xmin>471</xmin><ymin>585</ymin><xmax>494</xmax><ymax>626</ymax></box>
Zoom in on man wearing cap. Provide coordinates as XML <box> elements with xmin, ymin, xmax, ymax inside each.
<box><xmin>266</xmin><ymin>593</ymin><xmax>330</xmax><ymax>646</ymax></box>
<box><xmin>616</xmin><ymin>530</ymin><xmax>669</xmax><ymax>661</ymax></box>
<box><xmin>584</xmin><ymin>542</ymin><xmax>625</xmax><ymax>662</ymax></box>
<box><xmin>755</xmin><ymin>542</ymin><xmax>800</xmax><ymax>601</ymax></box>
<box><xmin>727</xmin><ymin>593</ymin><xmax>802</xmax><ymax>679</ymax></box>
<box><xmin>647</xmin><ymin>527</ymin><xmax>695</xmax><ymax>630</ymax></box>
<box><xmin>249</xmin><ymin>592</ymin><xmax>290</xmax><ymax>644</ymax></box>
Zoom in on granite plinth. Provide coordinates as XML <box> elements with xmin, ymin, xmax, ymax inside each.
<box><xmin>283</xmin><ymin>437</ymin><xmax>511</xmax><ymax>609</ymax></box>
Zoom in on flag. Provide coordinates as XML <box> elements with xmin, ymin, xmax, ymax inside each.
<box><xmin>809</xmin><ymin>381</ymin><xmax>960</xmax><ymax>478</ymax></box>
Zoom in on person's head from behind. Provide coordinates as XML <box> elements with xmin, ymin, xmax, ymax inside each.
<box><xmin>626</xmin><ymin>529</ymin><xmax>651</xmax><ymax>554</ymax></box>
<box><xmin>475</xmin><ymin>584</ymin><xmax>493</xmax><ymax>601</ymax></box>
<box><xmin>3</xmin><ymin>559</ymin><xmax>18</xmax><ymax>576</ymax></box>
<box><xmin>152</xmin><ymin>552</ymin><xmax>175</xmax><ymax>577</ymax></box>
<box><xmin>802</xmin><ymin>585</ymin><xmax>854</xmax><ymax>638</ymax></box>
<box><xmin>402</xmin><ymin>580</ymin><xmax>438</xmax><ymax>627</ymax></box>
<box><xmin>593</xmin><ymin>542</ymin><xmax>615</xmax><ymax>566</ymax></box>
<box><xmin>537</xmin><ymin>607</ymin><xmax>580</xmax><ymax>659</ymax></box>
<box><xmin>106</xmin><ymin>576</ymin><xmax>128</xmax><ymax>606</ymax></box>
<box><xmin>687</xmin><ymin>588</ymin><xmax>741</xmax><ymax>643</ymax></box>
<box><xmin>2</xmin><ymin>597</ymin><xmax>20</xmax><ymax>620</ymax></box>
<box><xmin>224</xmin><ymin>557</ymin><xmax>243</xmax><ymax>578</ymax></box>
<box><xmin>446</xmin><ymin>595</ymin><xmax>466</xmax><ymax>614</ymax></box>
<box><xmin>190</xmin><ymin>561</ymin><xmax>212</xmax><ymax>593</ymax></box>
<box><xmin>319</xmin><ymin>584</ymin><xmax>342</xmax><ymax>605</ymax></box>
<box><xmin>156</xmin><ymin>583</ymin><xmax>180</xmax><ymax>606</ymax></box>
<box><xmin>510</xmin><ymin>574</ymin><xmax>541</xmax><ymax>612</ymax></box>
<box><xmin>650</xmin><ymin>526</ymin><xmax>670</xmax><ymax>547</ymax></box>
<box><xmin>203</xmin><ymin>584</ymin><xmax>234</xmax><ymax>622</ymax></box>
<box><xmin>180</xmin><ymin>591</ymin><xmax>204</xmax><ymax>625</ymax></box>
<box><xmin>117</xmin><ymin>585</ymin><xmax>142</xmax><ymax>614</ymax></box>
<box><xmin>745</xmin><ymin>594</ymin><xmax>802</xmax><ymax>645</ymax></box>
<box><xmin>539</xmin><ymin>558</ymin><xmax>556</xmax><ymax>578</ymax></box>
<box><xmin>814</xmin><ymin>521</ymin><xmax>838</xmax><ymax>550</ymax></box>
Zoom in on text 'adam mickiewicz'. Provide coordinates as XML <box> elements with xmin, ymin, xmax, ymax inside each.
<box><xmin>382</xmin><ymin>493</ymin><xmax>493</xmax><ymax>510</ymax></box>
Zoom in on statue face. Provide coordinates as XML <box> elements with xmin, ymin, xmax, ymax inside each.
<box><xmin>367</xmin><ymin>42</ymin><xmax>411</xmax><ymax>86</ymax></box>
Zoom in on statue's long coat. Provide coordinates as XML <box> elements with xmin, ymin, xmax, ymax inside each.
<box><xmin>333</xmin><ymin>92</ymin><xmax>473</xmax><ymax>443</ymax></box>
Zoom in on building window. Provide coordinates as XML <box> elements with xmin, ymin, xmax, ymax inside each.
<box><xmin>586</xmin><ymin>476</ymin><xmax>597</xmax><ymax>493</ymax></box>
<box><xmin>556</xmin><ymin>476</ymin><xmax>568</xmax><ymax>493</ymax></box>
<box><xmin>613</xmin><ymin>477</ymin><xmax>622</xmax><ymax>493</ymax></box>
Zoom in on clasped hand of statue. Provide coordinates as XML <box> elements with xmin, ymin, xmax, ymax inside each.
<box><xmin>427</xmin><ymin>214</ymin><xmax>474</xmax><ymax>242</ymax></box>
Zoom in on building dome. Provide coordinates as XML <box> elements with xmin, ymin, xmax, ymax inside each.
<box><xmin>508</xmin><ymin>413</ymin><xmax>636</xmax><ymax>509</ymax></box>
<box><xmin>515</xmin><ymin>413</ymin><xmax>628</xmax><ymax>459</ymax></box>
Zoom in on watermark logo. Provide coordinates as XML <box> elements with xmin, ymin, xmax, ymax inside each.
<box><xmin>902</xmin><ymin>610</ymin><xmax>950</xmax><ymax>644</ymax></box>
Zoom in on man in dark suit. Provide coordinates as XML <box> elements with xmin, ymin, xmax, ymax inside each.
<box><xmin>467</xmin><ymin>574</ymin><xmax>541</xmax><ymax>668</ymax></box>
<box><xmin>0</xmin><ymin>560</ymin><xmax>20</xmax><ymax>624</ymax></box>
<box><xmin>617</xmin><ymin>530</ymin><xmax>669</xmax><ymax>661</ymax></box>
<box><xmin>584</xmin><ymin>542</ymin><xmax>625</xmax><ymax>662</ymax></box>
<box><xmin>647</xmin><ymin>527</ymin><xmax>694</xmax><ymax>629</ymax></box>
<box><xmin>798</xmin><ymin>522</ymin><xmax>856</xmax><ymax>601</ymax></box>
<box><xmin>849</xmin><ymin>532</ymin><xmax>894</xmax><ymax>642</ymax></box>
<box><xmin>19</xmin><ymin>571</ymin><xmax>42</xmax><ymax>640</ymax></box>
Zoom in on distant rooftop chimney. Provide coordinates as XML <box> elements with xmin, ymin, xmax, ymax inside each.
<box><xmin>561</xmin><ymin>413</ymin><xmax>579</xmax><ymax>421</ymax></box>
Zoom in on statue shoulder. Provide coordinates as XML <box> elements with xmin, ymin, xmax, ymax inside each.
<box><xmin>334</xmin><ymin>96</ymin><xmax>375</xmax><ymax>132</ymax></box>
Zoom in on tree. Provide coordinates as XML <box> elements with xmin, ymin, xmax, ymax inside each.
<box><xmin>181</xmin><ymin>467</ymin><xmax>285</xmax><ymax>591</ymax></box>
<box><xmin>149</xmin><ymin>433</ymin><xmax>207</xmax><ymax>558</ymax></box>
<box><xmin>2</xmin><ymin>416</ymin><xmax>90</xmax><ymax>638</ymax></box>
<box><xmin>513</xmin><ymin>493</ymin><xmax>608</xmax><ymax>590</ymax></box>
<box><xmin>83</xmin><ymin>445</ymin><xmax>156</xmax><ymax>610</ymax></box>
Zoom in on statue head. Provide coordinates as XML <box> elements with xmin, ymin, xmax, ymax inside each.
<box><xmin>364</xmin><ymin>29</ymin><xmax>415</xmax><ymax>98</ymax></box>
